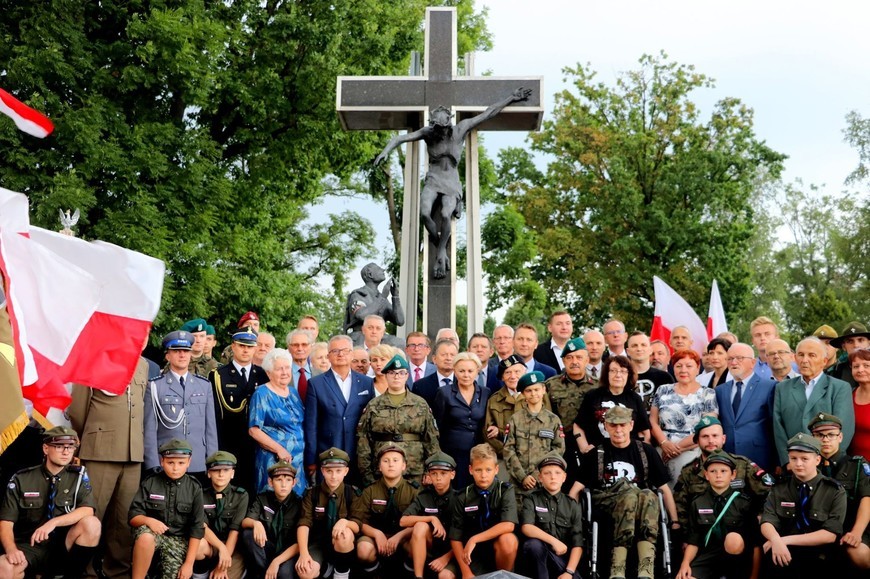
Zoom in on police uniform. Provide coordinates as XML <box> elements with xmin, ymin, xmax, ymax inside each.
<box><xmin>448</xmin><ymin>477</ymin><xmax>518</xmax><ymax>574</ymax></box>
<box><xmin>520</xmin><ymin>453</ymin><xmax>584</xmax><ymax>579</ymax></box>
<box><xmin>0</xmin><ymin>427</ymin><xmax>98</xmax><ymax>578</ymax></box>
<box><xmin>199</xmin><ymin>452</ymin><xmax>249</xmax><ymax>579</ymax></box>
<box><xmin>761</xmin><ymin>433</ymin><xmax>847</xmax><ymax>578</ymax></box>
<box><xmin>350</xmin><ymin>445</ymin><xmax>419</xmax><ymax>544</ymax></box>
<box><xmin>129</xmin><ymin>439</ymin><xmax>206</xmax><ymax>579</ymax></box>
<box><xmin>356</xmin><ymin>356</ymin><xmax>441</xmax><ymax>486</ymax></box>
<box><xmin>241</xmin><ymin>460</ymin><xmax>302</xmax><ymax>579</ymax></box>
<box><xmin>145</xmin><ymin>331</ymin><xmax>219</xmax><ymax>475</ymax></box>
<box><xmin>503</xmin><ymin>372</ymin><xmax>565</xmax><ymax>491</ymax></box>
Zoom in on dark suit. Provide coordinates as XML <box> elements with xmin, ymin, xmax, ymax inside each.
<box><xmin>533</xmin><ymin>339</ymin><xmax>563</xmax><ymax>372</ymax></box>
<box><xmin>480</xmin><ymin>359</ymin><xmax>501</xmax><ymax>391</ymax></box>
<box><xmin>303</xmin><ymin>370</ymin><xmax>374</xmax><ymax>468</ymax></box>
<box><xmin>772</xmin><ymin>373</ymin><xmax>855</xmax><ymax>466</ymax></box>
<box><xmin>715</xmin><ymin>374</ymin><xmax>776</xmax><ymax>471</ymax></box>
<box><xmin>415</xmin><ymin>372</ymin><xmax>451</xmax><ymax>408</ymax></box>
<box><xmin>406</xmin><ymin>360</ymin><xmax>436</xmax><ymax>389</ymax></box>
<box><xmin>530</xmin><ymin>359</ymin><xmax>558</xmax><ymax>380</ymax></box>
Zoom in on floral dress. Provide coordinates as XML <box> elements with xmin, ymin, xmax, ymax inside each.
<box><xmin>249</xmin><ymin>385</ymin><xmax>307</xmax><ymax>496</ymax></box>
<box><xmin>651</xmin><ymin>383</ymin><xmax>719</xmax><ymax>484</ymax></box>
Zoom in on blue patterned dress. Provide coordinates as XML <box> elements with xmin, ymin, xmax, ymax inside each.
<box><xmin>651</xmin><ymin>383</ymin><xmax>719</xmax><ymax>484</ymax></box>
<box><xmin>249</xmin><ymin>384</ymin><xmax>307</xmax><ymax>496</ymax></box>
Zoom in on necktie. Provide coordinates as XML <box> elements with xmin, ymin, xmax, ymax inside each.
<box><xmin>732</xmin><ymin>381</ymin><xmax>743</xmax><ymax>415</ymax></box>
<box><xmin>590</xmin><ymin>366</ymin><xmax>598</xmax><ymax>379</ymax></box>
<box><xmin>298</xmin><ymin>368</ymin><xmax>308</xmax><ymax>401</ymax></box>
<box><xmin>478</xmin><ymin>489</ymin><xmax>491</xmax><ymax>529</ymax></box>
<box><xmin>477</xmin><ymin>371</ymin><xmax>486</xmax><ymax>388</ymax></box>
<box><xmin>214</xmin><ymin>495</ymin><xmax>225</xmax><ymax>534</ymax></box>
<box><xmin>272</xmin><ymin>500</ymin><xmax>285</xmax><ymax>551</ymax></box>
<box><xmin>179</xmin><ymin>375</ymin><xmax>185</xmax><ymax>389</ymax></box>
<box><xmin>385</xmin><ymin>487</ymin><xmax>398</xmax><ymax>529</ymax></box>
<box><xmin>327</xmin><ymin>492</ymin><xmax>338</xmax><ymax>534</ymax></box>
<box><xmin>414</xmin><ymin>367</ymin><xmax>422</xmax><ymax>382</ymax></box>
<box><xmin>47</xmin><ymin>475</ymin><xmax>59</xmax><ymax>519</ymax></box>
<box><xmin>240</xmin><ymin>366</ymin><xmax>247</xmax><ymax>384</ymax></box>
<box><xmin>797</xmin><ymin>483</ymin><xmax>811</xmax><ymax>531</ymax></box>
<box><xmin>442</xmin><ymin>377</ymin><xmax>452</xmax><ymax>389</ymax></box>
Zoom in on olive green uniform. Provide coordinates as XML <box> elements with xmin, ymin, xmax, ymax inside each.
<box><xmin>674</xmin><ymin>452</ymin><xmax>773</xmax><ymax>525</ymax></box>
<box><xmin>820</xmin><ymin>450</ymin><xmax>870</xmax><ymax>544</ymax></box>
<box><xmin>202</xmin><ymin>484</ymin><xmax>249</xmax><ymax>579</ymax></box>
<box><xmin>351</xmin><ymin>478</ymin><xmax>419</xmax><ymax>541</ymax></box>
<box><xmin>449</xmin><ymin>480</ymin><xmax>518</xmax><ymax>574</ymax></box>
<box><xmin>502</xmin><ymin>407</ymin><xmax>565</xmax><ymax>490</ymax></box>
<box><xmin>128</xmin><ymin>472</ymin><xmax>206</xmax><ymax>579</ymax></box>
<box><xmin>356</xmin><ymin>391</ymin><xmax>440</xmax><ymax>486</ymax></box>
<box><xmin>298</xmin><ymin>481</ymin><xmax>358</xmax><ymax>565</ymax></box>
<box><xmin>684</xmin><ymin>487</ymin><xmax>757</xmax><ymax>578</ymax></box>
<box><xmin>402</xmin><ymin>486</ymin><xmax>457</xmax><ymax>557</ymax></box>
<box><xmin>0</xmin><ymin>464</ymin><xmax>96</xmax><ymax>573</ymax></box>
<box><xmin>520</xmin><ymin>487</ymin><xmax>584</xmax><ymax>579</ymax></box>
<box><xmin>483</xmin><ymin>387</ymin><xmax>551</xmax><ymax>456</ymax></box>
<box><xmin>243</xmin><ymin>490</ymin><xmax>302</xmax><ymax>559</ymax></box>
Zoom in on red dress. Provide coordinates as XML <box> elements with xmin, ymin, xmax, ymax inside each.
<box><xmin>850</xmin><ymin>390</ymin><xmax>870</xmax><ymax>459</ymax></box>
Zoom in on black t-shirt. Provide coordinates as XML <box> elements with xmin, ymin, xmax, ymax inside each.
<box><xmin>634</xmin><ymin>368</ymin><xmax>673</xmax><ymax>411</ymax></box>
<box><xmin>573</xmin><ymin>387</ymin><xmax>651</xmax><ymax>447</ymax></box>
<box><xmin>578</xmin><ymin>440</ymin><xmax>670</xmax><ymax>490</ymax></box>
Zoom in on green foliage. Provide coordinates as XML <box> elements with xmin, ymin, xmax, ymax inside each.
<box><xmin>486</xmin><ymin>53</ymin><xmax>786</xmax><ymax>331</ymax></box>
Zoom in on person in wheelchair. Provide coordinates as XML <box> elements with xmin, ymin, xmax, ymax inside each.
<box><xmin>570</xmin><ymin>406</ymin><xmax>676</xmax><ymax>579</ymax></box>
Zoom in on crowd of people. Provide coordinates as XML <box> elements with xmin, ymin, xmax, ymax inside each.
<box><xmin>1</xmin><ymin>309</ymin><xmax>869</xmax><ymax>579</ymax></box>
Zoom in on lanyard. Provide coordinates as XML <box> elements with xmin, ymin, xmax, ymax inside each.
<box><xmin>704</xmin><ymin>491</ymin><xmax>740</xmax><ymax>547</ymax></box>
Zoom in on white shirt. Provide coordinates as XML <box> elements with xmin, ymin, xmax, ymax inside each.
<box><xmin>436</xmin><ymin>372</ymin><xmax>455</xmax><ymax>388</ymax></box>
<box><xmin>587</xmin><ymin>362</ymin><xmax>603</xmax><ymax>379</ymax></box>
<box><xmin>331</xmin><ymin>370</ymin><xmax>352</xmax><ymax>402</ymax></box>
<box><xmin>233</xmin><ymin>361</ymin><xmax>252</xmax><ymax>379</ymax></box>
<box><xmin>550</xmin><ymin>341</ymin><xmax>566</xmax><ymax>370</ymax></box>
<box><xmin>410</xmin><ymin>362</ymin><xmax>428</xmax><ymax>381</ymax></box>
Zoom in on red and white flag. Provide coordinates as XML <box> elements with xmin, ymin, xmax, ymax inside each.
<box><xmin>707</xmin><ymin>279</ymin><xmax>728</xmax><ymax>341</ymax></box>
<box><xmin>649</xmin><ymin>276</ymin><xmax>708</xmax><ymax>355</ymax></box>
<box><xmin>0</xmin><ymin>88</ymin><xmax>54</xmax><ymax>138</ymax></box>
<box><xmin>0</xmin><ymin>187</ymin><xmax>164</xmax><ymax>415</ymax></box>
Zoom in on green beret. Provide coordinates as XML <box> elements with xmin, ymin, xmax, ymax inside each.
<box><xmin>561</xmin><ymin>337</ymin><xmax>587</xmax><ymax>357</ymax></box>
<box><xmin>424</xmin><ymin>451</ymin><xmax>457</xmax><ymax>471</ymax></box>
<box><xmin>787</xmin><ymin>432</ymin><xmax>822</xmax><ymax>455</ymax></box>
<box><xmin>43</xmin><ymin>426</ymin><xmax>79</xmax><ymax>445</ymax></box>
<box><xmin>159</xmin><ymin>438</ymin><xmax>193</xmax><ymax>457</ymax></box>
<box><xmin>537</xmin><ymin>451</ymin><xmax>568</xmax><ymax>471</ymax></box>
<box><xmin>206</xmin><ymin>451</ymin><xmax>237</xmax><ymax>469</ymax></box>
<box><xmin>517</xmin><ymin>371</ymin><xmax>546</xmax><ymax>392</ymax></box>
<box><xmin>498</xmin><ymin>354</ymin><xmax>525</xmax><ymax>379</ymax></box>
<box><xmin>382</xmin><ymin>354</ymin><xmax>410</xmax><ymax>373</ymax></box>
<box><xmin>703</xmin><ymin>449</ymin><xmax>736</xmax><ymax>470</ymax></box>
<box><xmin>693</xmin><ymin>415</ymin><xmax>723</xmax><ymax>441</ymax></box>
<box><xmin>808</xmin><ymin>412</ymin><xmax>843</xmax><ymax>431</ymax></box>
<box><xmin>319</xmin><ymin>447</ymin><xmax>350</xmax><ymax>466</ymax></box>
<box><xmin>268</xmin><ymin>460</ymin><xmax>297</xmax><ymax>477</ymax></box>
<box><xmin>604</xmin><ymin>406</ymin><xmax>633</xmax><ymax>424</ymax></box>
<box><xmin>376</xmin><ymin>443</ymin><xmax>406</xmax><ymax>461</ymax></box>
<box><xmin>180</xmin><ymin>318</ymin><xmax>208</xmax><ymax>333</ymax></box>
<box><xmin>830</xmin><ymin>321</ymin><xmax>870</xmax><ymax>348</ymax></box>
<box><xmin>205</xmin><ymin>325</ymin><xmax>216</xmax><ymax>336</ymax></box>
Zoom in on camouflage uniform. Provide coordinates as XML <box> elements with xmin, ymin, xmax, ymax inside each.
<box><xmin>189</xmin><ymin>353</ymin><xmax>219</xmax><ymax>378</ymax></box>
<box><xmin>502</xmin><ymin>406</ymin><xmax>565</xmax><ymax>490</ymax></box>
<box><xmin>820</xmin><ymin>450</ymin><xmax>870</xmax><ymax>544</ymax></box>
<box><xmin>484</xmin><ymin>387</ymin><xmax>552</xmax><ymax>456</ymax></box>
<box><xmin>674</xmin><ymin>452</ymin><xmax>773</xmax><ymax>525</ymax></box>
<box><xmin>545</xmin><ymin>373</ymin><xmax>597</xmax><ymax>429</ymax></box>
<box><xmin>356</xmin><ymin>391</ymin><xmax>440</xmax><ymax>485</ymax></box>
<box><xmin>351</xmin><ymin>477</ymin><xmax>419</xmax><ymax>542</ymax></box>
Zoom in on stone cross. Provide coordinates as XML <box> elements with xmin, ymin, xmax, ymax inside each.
<box><xmin>337</xmin><ymin>7</ymin><xmax>542</xmax><ymax>340</ymax></box>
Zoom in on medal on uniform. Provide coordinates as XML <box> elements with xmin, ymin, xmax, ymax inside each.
<box><xmin>171</xmin><ymin>405</ymin><xmax>176</xmax><ymax>413</ymax></box>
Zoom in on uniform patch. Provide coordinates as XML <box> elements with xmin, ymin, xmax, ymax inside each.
<box><xmin>23</xmin><ymin>491</ymin><xmax>40</xmax><ymax>498</ymax></box>
<box><xmin>372</xmin><ymin>499</ymin><xmax>387</xmax><ymax>505</ymax></box>
<box><xmin>264</xmin><ymin>506</ymin><xmax>275</xmax><ymax>514</ymax></box>
<box><xmin>730</xmin><ymin>480</ymin><xmax>745</xmax><ymax>489</ymax></box>
<box><xmin>315</xmin><ymin>506</ymin><xmax>325</xmax><ymax>513</ymax></box>
<box><xmin>424</xmin><ymin>508</ymin><xmax>439</xmax><ymax>513</ymax></box>
<box><xmin>781</xmin><ymin>501</ymin><xmax>795</xmax><ymax>507</ymax></box>
<box><xmin>204</xmin><ymin>504</ymin><xmax>216</xmax><ymax>509</ymax></box>
<box><xmin>464</xmin><ymin>505</ymin><xmax>479</xmax><ymax>512</ymax></box>
<box><xmin>535</xmin><ymin>506</ymin><xmax>549</xmax><ymax>512</ymax></box>
<box><xmin>863</xmin><ymin>463</ymin><xmax>870</xmax><ymax>476</ymax></box>
<box><xmin>698</xmin><ymin>508</ymin><xmax>714</xmax><ymax>514</ymax></box>
<box><xmin>762</xmin><ymin>474</ymin><xmax>775</xmax><ymax>486</ymax></box>
<box><xmin>149</xmin><ymin>494</ymin><xmax>164</xmax><ymax>500</ymax></box>
<box><xmin>538</xmin><ymin>430</ymin><xmax>555</xmax><ymax>439</ymax></box>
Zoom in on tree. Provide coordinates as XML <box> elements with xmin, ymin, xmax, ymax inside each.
<box><xmin>0</xmin><ymin>0</ymin><xmax>490</xmax><ymax>338</ymax></box>
<box><xmin>486</xmin><ymin>53</ymin><xmax>786</xmax><ymax>331</ymax></box>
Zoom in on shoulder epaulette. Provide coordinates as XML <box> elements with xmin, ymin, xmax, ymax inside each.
<box><xmin>234</xmin><ymin>485</ymin><xmax>247</xmax><ymax>494</ymax></box>
<box><xmin>14</xmin><ymin>464</ymin><xmax>41</xmax><ymax>477</ymax></box>
<box><xmin>820</xmin><ymin>476</ymin><xmax>843</xmax><ymax>489</ymax></box>
<box><xmin>350</xmin><ymin>485</ymin><xmax>362</xmax><ymax>496</ymax></box>
<box><xmin>408</xmin><ymin>480</ymin><xmax>420</xmax><ymax>489</ymax></box>
<box><xmin>501</xmin><ymin>481</ymin><xmax>513</xmax><ymax>490</ymax></box>
<box><xmin>192</xmin><ymin>374</ymin><xmax>209</xmax><ymax>382</ymax></box>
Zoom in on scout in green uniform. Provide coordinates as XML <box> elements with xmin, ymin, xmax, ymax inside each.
<box><xmin>356</xmin><ymin>355</ymin><xmax>441</xmax><ymax>486</ymax></box>
<box><xmin>194</xmin><ymin>452</ymin><xmax>249</xmax><ymax>579</ymax></box>
<box><xmin>760</xmin><ymin>432</ymin><xmax>847</xmax><ymax>578</ymax></box>
<box><xmin>130</xmin><ymin>438</ymin><xmax>206</xmax><ymax>579</ymax></box>
<box><xmin>449</xmin><ymin>444</ymin><xmax>519</xmax><ymax>577</ymax></box>
<box><xmin>400</xmin><ymin>452</ymin><xmax>459</xmax><ymax>579</ymax></box>
<box><xmin>677</xmin><ymin>451</ymin><xmax>758</xmax><ymax>579</ymax></box>
<box><xmin>503</xmin><ymin>371</ymin><xmax>565</xmax><ymax>493</ymax></box>
<box><xmin>352</xmin><ymin>444</ymin><xmax>419</xmax><ymax>575</ymax></box>
<box><xmin>295</xmin><ymin>448</ymin><xmax>359</xmax><ymax>579</ymax></box>
<box><xmin>520</xmin><ymin>452</ymin><xmax>583</xmax><ymax>579</ymax></box>
<box><xmin>808</xmin><ymin>412</ymin><xmax>870</xmax><ymax>570</ymax></box>
<box><xmin>181</xmin><ymin>318</ymin><xmax>220</xmax><ymax>378</ymax></box>
<box><xmin>0</xmin><ymin>426</ymin><xmax>101</xmax><ymax>579</ymax></box>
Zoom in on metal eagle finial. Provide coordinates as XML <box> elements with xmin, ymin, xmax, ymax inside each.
<box><xmin>59</xmin><ymin>208</ymin><xmax>80</xmax><ymax>236</ymax></box>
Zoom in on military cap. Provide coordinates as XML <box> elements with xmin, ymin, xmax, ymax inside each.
<box><xmin>703</xmin><ymin>449</ymin><xmax>736</xmax><ymax>470</ymax></box>
<box><xmin>268</xmin><ymin>460</ymin><xmax>297</xmax><ymax>477</ymax></box>
<box><xmin>517</xmin><ymin>371</ymin><xmax>546</xmax><ymax>392</ymax></box>
<box><xmin>604</xmin><ymin>405</ymin><xmax>634</xmax><ymax>424</ymax></box>
<box><xmin>424</xmin><ymin>451</ymin><xmax>457</xmax><ymax>471</ymax></box>
<box><xmin>382</xmin><ymin>353</ymin><xmax>410</xmax><ymax>373</ymax></box>
<box><xmin>812</xmin><ymin>325</ymin><xmax>838</xmax><ymax>341</ymax></box>
<box><xmin>693</xmin><ymin>415</ymin><xmax>723</xmax><ymax>441</ymax></box>
<box><xmin>206</xmin><ymin>324</ymin><xmax>215</xmax><ymax>336</ymax></box>
<box><xmin>231</xmin><ymin>331</ymin><xmax>258</xmax><ymax>346</ymax></box>
<box><xmin>180</xmin><ymin>318</ymin><xmax>208</xmax><ymax>333</ymax></box>
<box><xmin>497</xmin><ymin>354</ymin><xmax>525</xmax><ymax>379</ymax></box>
<box><xmin>808</xmin><ymin>412</ymin><xmax>843</xmax><ymax>431</ymax></box>
<box><xmin>319</xmin><ymin>447</ymin><xmax>350</xmax><ymax>466</ymax></box>
<box><xmin>162</xmin><ymin>330</ymin><xmax>193</xmax><ymax>351</ymax></box>
<box><xmin>206</xmin><ymin>451</ymin><xmax>237</xmax><ymax>470</ymax></box>
<box><xmin>159</xmin><ymin>438</ymin><xmax>193</xmax><ymax>457</ymax></box>
<box><xmin>787</xmin><ymin>432</ymin><xmax>822</xmax><ymax>454</ymax></box>
<box><xmin>830</xmin><ymin>321</ymin><xmax>870</xmax><ymax>348</ymax></box>
<box><xmin>237</xmin><ymin>311</ymin><xmax>259</xmax><ymax>329</ymax></box>
<box><xmin>43</xmin><ymin>426</ymin><xmax>79</xmax><ymax>445</ymax></box>
<box><xmin>376</xmin><ymin>443</ymin><xmax>406</xmax><ymax>461</ymax></box>
<box><xmin>537</xmin><ymin>451</ymin><xmax>568</xmax><ymax>471</ymax></box>
<box><xmin>561</xmin><ymin>337</ymin><xmax>587</xmax><ymax>357</ymax></box>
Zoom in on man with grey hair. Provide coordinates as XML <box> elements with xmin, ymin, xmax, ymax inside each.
<box><xmin>253</xmin><ymin>331</ymin><xmax>275</xmax><ymax>366</ymax></box>
<box><xmin>603</xmin><ymin>319</ymin><xmax>628</xmax><ymax>357</ymax></box>
<box><xmin>413</xmin><ymin>338</ymin><xmax>458</xmax><ymax>407</ymax></box>
<box><xmin>772</xmin><ymin>337</ymin><xmax>855</xmax><ymax>467</ymax></box>
<box><xmin>649</xmin><ymin>340</ymin><xmax>671</xmax><ymax>372</ymax></box>
<box><xmin>361</xmin><ymin>314</ymin><xmax>386</xmax><ymax>350</ymax></box>
<box><xmin>435</xmin><ymin>327</ymin><xmax>461</xmax><ymax>350</ymax></box>
<box><xmin>286</xmin><ymin>328</ymin><xmax>317</xmax><ymax>400</ymax></box>
<box><xmin>767</xmin><ymin>338</ymin><xmax>799</xmax><ymax>383</ymax></box>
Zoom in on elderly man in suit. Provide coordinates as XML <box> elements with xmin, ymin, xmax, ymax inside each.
<box><xmin>303</xmin><ymin>335</ymin><xmax>374</xmax><ymax>483</ymax></box>
<box><xmin>773</xmin><ymin>337</ymin><xmax>855</xmax><ymax>468</ymax></box>
<box><xmin>715</xmin><ymin>342</ymin><xmax>777</xmax><ymax>471</ymax></box>
<box><xmin>404</xmin><ymin>331</ymin><xmax>435</xmax><ymax>388</ymax></box>
<box><xmin>414</xmin><ymin>338</ymin><xmax>458</xmax><ymax>407</ymax></box>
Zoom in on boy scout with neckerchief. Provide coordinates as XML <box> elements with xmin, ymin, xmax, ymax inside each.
<box><xmin>194</xmin><ymin>451</ymin><xmax>248</xmax><ymax>579</ymax></box>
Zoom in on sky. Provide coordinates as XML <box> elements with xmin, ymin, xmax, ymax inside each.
<box><xmin>313</xmin><ymin>0</ymin><xmax>870</xmax><ymax>319</ymax></box>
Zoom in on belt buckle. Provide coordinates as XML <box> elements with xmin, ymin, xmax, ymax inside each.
<box><xmin>392</xmin><ymin>434</ymin><xmax>404</xmax><ymax>442</ymax></box>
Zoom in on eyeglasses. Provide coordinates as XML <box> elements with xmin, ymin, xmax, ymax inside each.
<box><xmin>768</xmin><ymin>350</ymin><xmax>792</xmax><ymax>358</ymax></box>
<box><xmin>812</xmin><ymin>432</ymin><xmax>841</xmax><ymax>441</ymax></box>
<box><xmin>386</xmin><ymin>370</ymin><xmax>410</xmax><ymax>377</ymax></box>
<box><xmin>609</xmin><ymin>368</ymin><xmax>629</xmax><ymax>375</ymax></box>
<box><xmin>727</xmin><ymin>356</ymin><xmax>754</xmax><ymax>362</ymax></box>
<box><xmin>329</xmin><ymin>348</ymin><xmax>352</xmax><ymax>356</ymax></box>
<box><xmin>47</xmin><ymin>444</ymin><xmax>78</xmax><ymax>452</ymax></box>
<box><xmin>406</xmin><ymin>344</ymin><xmax>429</xmax><ymax>350</ymax></box>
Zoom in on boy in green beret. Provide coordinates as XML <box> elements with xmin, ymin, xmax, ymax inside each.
<box><xmin>194</xmin><ymin>452</ymin><xmax>249</xmax><ymax>579</ymax></box>
<box><xmin>295</xmin><ymin>448</ymin><xmax>359</xmax><ymax>579</ymax></box>
<box><xmin>351</xmin><ymin>444</ymin><xmax>419</xmax><ymax>576</ymax></box>
<box><xmin>400</xmin><ymin>452</ymin><xmax>460</xmax><ymax>579</ymax></box>
<box><xmin>240</xmin><ymin>460</ymin><xmax>302</xmax><ymax>579</ymax></box>
<box><xmin>129</xmin><ymin>438</ymin><xmax>206</xmax><ymax>579</ymax></box>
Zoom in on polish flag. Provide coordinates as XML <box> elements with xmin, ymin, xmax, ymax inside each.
<box><xmin>0</xmin><ymin>188</ymin><xmax>164</xmax><ymax>415</ymax></box>
<box><xmin>707</xmin><ymin>279</ymin><xmax>728</xmax><ymax>341</ymax></box>
<box><xmin>0</xmin><ymin>88</ymin><xmax>54</xmax><ymax>138</ymax></box>
<box><xmin>649</xmin><ymin>276</ymin><xmax>707</xmax><ymax>355</ymax></box>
